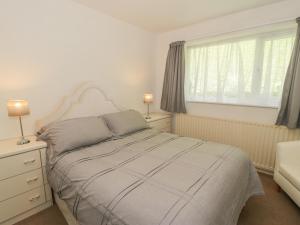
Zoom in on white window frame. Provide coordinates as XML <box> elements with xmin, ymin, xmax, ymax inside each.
<box><xmin>185</xmin><ymin>22</ymin><xmax>297</xmax><ymax>108</ymax></box>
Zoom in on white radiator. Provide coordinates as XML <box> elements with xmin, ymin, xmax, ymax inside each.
<box><xmin>174</xmin><ymin>114</ymin><xmax>300</xmax><ymax>173</ymax></box>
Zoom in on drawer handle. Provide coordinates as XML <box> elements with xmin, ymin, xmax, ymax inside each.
<box><xmin>29</xmin><ymin>194</ymin><xmax>41</xmax><ymax>202</ymax></box>
<box><xmin>24</xmin><ymin>159</ymin><xmax>36</xmax><ymax>165</ymax></box>
<box><xmin>27</xmin><ymin>177</ymin><xmax>39</xmax><ymax>183</ymax></box>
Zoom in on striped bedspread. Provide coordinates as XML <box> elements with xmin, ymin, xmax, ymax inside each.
<box><xmin>47</xmin><ymin>129</ymin><xmax>263</xmax><ymax>225</ymax></box>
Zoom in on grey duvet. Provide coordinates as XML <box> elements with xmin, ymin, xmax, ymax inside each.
<box><xmin>47</xmin><ymin>129</ymin><xmax>263</xmax><ymax>225</ymax></box>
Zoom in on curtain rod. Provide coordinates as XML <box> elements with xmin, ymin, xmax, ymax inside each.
<box><xmin>186</xmin><ymin>17</ymin><xmax>297</xmax><ymax>42</ymax></box>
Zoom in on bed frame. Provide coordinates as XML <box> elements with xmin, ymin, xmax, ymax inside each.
<box><xmin>54</xmin><ymin>193</ymin><xmax>79</xmax><ymax>225</ymax></box>
<box><xmin>36</xmin><ymin>81</ymin><xmax>123</xmax><ymax>130</ymax></box>
<box><xmin>36</xmin><ymin>81</ymin><xmax>124</xmax><ymax>225</ymax></box>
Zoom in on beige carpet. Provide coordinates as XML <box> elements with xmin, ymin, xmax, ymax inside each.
<box><xmin>15</xmin><ymin>174</ymin><xmax>300</xmax><ymax>225</ymax></box>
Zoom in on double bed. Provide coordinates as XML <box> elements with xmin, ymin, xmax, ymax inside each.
<box><xmin>36</xmin><ymin>82</ymin><xmax>263</xmax><ymax>225</ymax></box>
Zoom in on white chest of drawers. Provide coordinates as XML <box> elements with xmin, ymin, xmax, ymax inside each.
<box><xmin>145</xmin><ymin>112</ymin><xmax>172</xmax><ymax>132</ymax></box>
<box><xmin>0</xmin><ymin>136</ymin><xmax>52</xmax><ymax>225</ymax></box>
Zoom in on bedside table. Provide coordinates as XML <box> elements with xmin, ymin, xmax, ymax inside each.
<box><xmin>0</xmin><ymin>136</ymin><xmax>53</xmax><ymax>225</ymax></box>
<box><xmin>144</xmin><ymin>112</ymin><xmax>172</xmax><ymax>132</ymax></box>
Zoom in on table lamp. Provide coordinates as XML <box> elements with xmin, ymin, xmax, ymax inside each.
<box><xmin>144</xmin><ymin>93</ymin><xmax>153</xmax><ymax>119</ymax></box>
<box><xmin>7</xmin><ymin>100</ymin><xmax>30</xmax><ymax>145</ymax></box>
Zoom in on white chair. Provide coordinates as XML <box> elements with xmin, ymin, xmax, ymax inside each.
<box><xmin>274</xmin><ymin>140</ymin><xmax>300</xmax><ymax>207</ymax></box>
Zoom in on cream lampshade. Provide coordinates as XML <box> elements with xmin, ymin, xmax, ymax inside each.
<box><xmin>7</xmin><ymin>100</ymin><xmax>30</xmax><ymax>117</ymax></box>
<box><xmin>144</xmin><ymin>93</ymin><xmax>153</xmax><ymax>104</ymax></box>
<box><xmin>143</xmin><ymin>93</ymin><xmax>153</xmax><ymax>119</ymax></box>
<box><xmin>7</xmin><ymin>100</ymin><xmax>30</xmax><ymax>145</ymax></box>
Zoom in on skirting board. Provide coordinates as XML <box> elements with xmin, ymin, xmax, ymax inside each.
<box><xmin>54</xmin><ymin>194</ymin><xmax>79</xmax><ymax>225</ymax></box>
<box><xmin>1</xmin><ymin>201</ymin><xmax>52</xmax><ymax>225</ymax></box>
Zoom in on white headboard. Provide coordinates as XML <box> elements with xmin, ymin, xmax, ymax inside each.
<box><xmin>36</xmin><ymin>82</ymin><xmax>124</xmax><ymax>130</ymax></box>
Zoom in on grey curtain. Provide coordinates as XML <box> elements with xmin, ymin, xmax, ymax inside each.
<box><xmin>160</xmin><ymin>41</ymin><xmax>186</xmax><ymax>113</ymax></box>
<box><xmin>276</xmin><ymin>17</ymin><xmax>300</xmax><ymax>128</ymax></box>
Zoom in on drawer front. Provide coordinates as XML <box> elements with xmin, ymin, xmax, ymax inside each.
<box><xmin>0</xmin><ymin>169</ymin><xmax>43</xmax><ymax>202</ymax></box>
<box><xmin>0</xmin><ymin>187</ymin><xmax>45</xmax><ymax>223</ymax></box>
<box><xmin>148</xmin><ymin>118</ymin><xmax>171</xmax><ymax>131</ymax></box>
<box><xmin>0</xmin><ymin>150</ymin><xmax>41</xmax><ymax>181</ymax></box>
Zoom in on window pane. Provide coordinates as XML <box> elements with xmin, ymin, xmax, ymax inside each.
<box><xmin>185</xmin><ymin>29</ymin><xmax>295</xmax><ymax>107</ymax></box>
<box><xmin>261</xmin><ymin>36</ymin><xmax>295</xmax><ymax>106</ymax></box>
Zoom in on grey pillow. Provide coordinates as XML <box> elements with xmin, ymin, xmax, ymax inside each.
<box><xmin>102</xmin><ymin>110</ymin><xmax>148</xmax><ymax>136</ymax></box>
<box><xmin>36</xmin><ymin>117</ymin><xmax>112</xmax><ymax>157</ymax></box>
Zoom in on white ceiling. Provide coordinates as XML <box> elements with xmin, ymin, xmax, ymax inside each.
<box><xmin>73</xmin><ymin>0</ymin><xmax>283</xmax><ymax>32</ymax></box>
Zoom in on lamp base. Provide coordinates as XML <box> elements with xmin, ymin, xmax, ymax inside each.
<box><xmin>17</xmin><ymin>137</ymin><xmax>30</xmax><ymax>145</ymax></box>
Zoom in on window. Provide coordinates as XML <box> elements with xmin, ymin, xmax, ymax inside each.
<box><xmin>185</xmin><ymin>25</ymin><xmax>296</xmax><ymax>107</ymax></box>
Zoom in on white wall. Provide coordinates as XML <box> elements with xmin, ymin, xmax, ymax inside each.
<box><xmin>154</xmin><ymin>0</ymin><xmax>300</xmax><ymax>124</ymax></box>
<box><xmin>2</xmin><ymin>0</ymin><xmax>300</xmax><ymax>140</ymax></box>
<box><xmin>0</xmin><ymin>0</ymin><xmax>155</xmax><ymax>140</ymax></box>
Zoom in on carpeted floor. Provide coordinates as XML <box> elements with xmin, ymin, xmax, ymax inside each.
<box><xmin>15</xmin><ymin>174</ymin><xmax>300</xmax><ymax>225</ymax></box>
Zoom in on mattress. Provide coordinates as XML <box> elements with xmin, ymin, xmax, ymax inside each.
<box><xmin>47</xmin><ymin>129</ymin><xmax>263</xmax><ymax>225</ymax></box>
